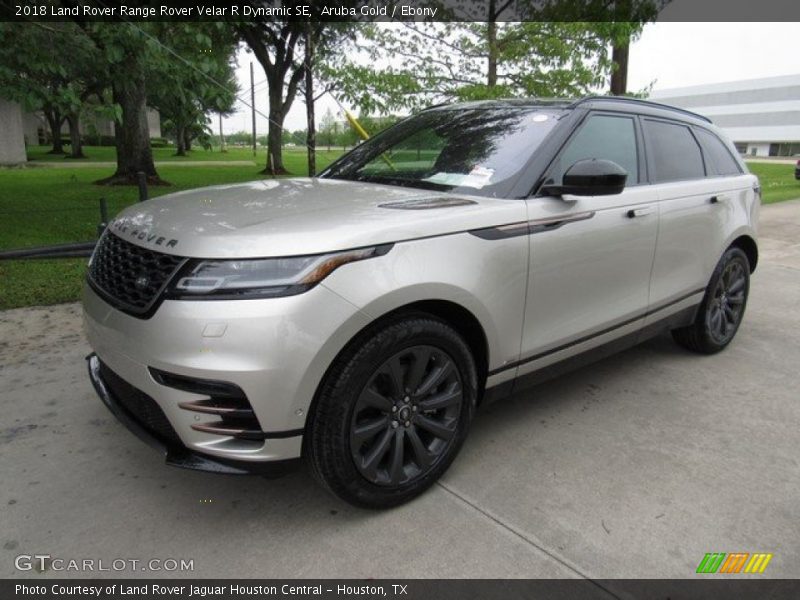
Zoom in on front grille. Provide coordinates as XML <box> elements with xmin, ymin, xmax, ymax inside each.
<box><xmin>98</xmin><ymin>361</ymin><xmax>182</xmax><ymax>446</ymax></box>
<box><xmin>88</xmin><ymin>232</ymin><xmax>185</xmax><ymax>316</ymax></box>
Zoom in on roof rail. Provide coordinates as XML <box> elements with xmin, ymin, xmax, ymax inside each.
<box><xmin>422</xmin><ymin>97</ymin><xmax>574</xmax><ymax>112</ymax></box>
<box><xmin>570</xmin><ymin>96</ymin><xmax>712</xmax><ymax>123</ymax></box>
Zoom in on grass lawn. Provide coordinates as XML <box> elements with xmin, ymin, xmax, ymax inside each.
<box><xmin>1</xmin><ymin>155</ymin><xmax>797</xmax><ymax>310</ymax></box>
<box><xmin>0</xmin><ymin>149</ymin><xmax>342</xmax><ymax>310</ymax></box>
<box><xmin>26</xmin><ymin>144</ymin><xmax>346</xmax><ymax>164</ymax></box>
<box><xmin>745</xmin><ymin>162</ymin><xmax>800</xmax><ymax>204</ymax></box>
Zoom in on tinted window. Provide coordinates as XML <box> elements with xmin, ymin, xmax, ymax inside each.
<box><xmin>322</xmin><ymin>108</ymin><xmax>560</xmax><ymax>198</ymax></box>
<box><xmin>694</xmin><ymin>128</ymin><xmax>742</xmax><ymax>176</ymax></box>
<box><xmin>644</xmin><ymin>120</ymin><xmax>705</xmax><ymax>182</ymax></box>
<box><xmin>550</xmin><ymin>115</ymin><xmax>639</xmax><ymax>185</ymax></box>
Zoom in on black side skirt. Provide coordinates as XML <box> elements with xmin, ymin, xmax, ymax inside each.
<box><xmin>483</xmin><ymin>304</ymin><xmax>698</xmax><ymax>404</ymax></box>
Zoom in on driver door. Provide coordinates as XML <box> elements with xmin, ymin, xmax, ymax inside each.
<box><xmin>518</xmin><ymin>113</ymin><xmax>659</xmax><ymax>376</ymax></box>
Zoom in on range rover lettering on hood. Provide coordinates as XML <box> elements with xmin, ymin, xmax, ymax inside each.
<box><xmin>111</xmin><ymin>220</ymin><xmax>179</xmax><ymax>248</ymax></box>
<box><xmin>101</xmin><ymin>178</ymin><xmax>524</xmax><ymax>258</ymax></box>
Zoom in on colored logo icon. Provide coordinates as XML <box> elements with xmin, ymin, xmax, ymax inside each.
<box><xmin>696</xmin><ymin>553</ymin><xmax>773</xmax><ymax>574</ymax></box>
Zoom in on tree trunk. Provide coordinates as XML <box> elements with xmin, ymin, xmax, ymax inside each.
<box><xmin>487</xmin><ymin>0</ymin><xmax>498</xmax><ymax>88</ymax></box>
<box><xmin>96</xmin><ymin>59</ymin><xmax>166</xmax><ymax>186</ymax></box>
<box><xmin>174</xmin><ymin>124</ymin><xmax>186</xmax><ymax>156</ymax></box>
<box><xmin>610</xmin><ymin>39</ymin><xmax>630</xmax><ymax>96</ymax></box>
<box><xmin>45</xmin><ymin>108</ymin><xmax>64</xmax><ymax>154</ymax></box>
<box><xmin>266</xmin><ymin>112</ymin><xmax>286</xmax><ymax>175</ymax></box>
<box><xmin>184</xmin><ymin>129</ymin><xmax>192</xmax><ymax>152</ymax></box>
<box><xmin>264</xmin><ymin>83</ymin><xmax>287</xmax><ymax>175</ymax></box>
<box><xmin>219</xmin><ymin>112</ymin><xmax>226</xmax><ymax>152</ymax></box>
<box><xmin>242</xmin><ymin>26</ymin><xmax>310</xmax><ymax>176</ymax></box>
<box><xmin>305</xmin><ymin>22</ymin><xmax>316</xmax><ymax>177</ymax></box>
<box><xmin>65</xmin><ymin>112</ymin><xmax>86</xmax><ymax>159</ymax></box>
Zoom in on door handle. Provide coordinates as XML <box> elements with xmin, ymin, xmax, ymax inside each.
<box><xmin>627</xmin><ymin>206</ymin><xmax>654</xmax><ymax>218</ymax></box>
<box><xmin>710</xmin><ymin>194</ymin><xmax>730</xmax><ymax>204</ymax></box>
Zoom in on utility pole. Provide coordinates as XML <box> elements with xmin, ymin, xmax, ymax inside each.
<box><xmin>250</xmin><ymin>61</ymin><xmax>257</xmax><ymax>157</ymax></box>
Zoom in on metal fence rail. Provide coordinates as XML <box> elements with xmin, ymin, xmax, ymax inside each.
<box><xmin>0</xmin><ymin>173</ymin><xmax>149</xmax><ymax>262</ymax></box>
<box><xmin>0</xmin><ymin>241</ymin><xmax>97</xmax><ymax>260</ymax></box>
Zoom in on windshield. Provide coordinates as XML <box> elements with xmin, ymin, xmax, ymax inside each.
<box><xmin>320</xmin><ymin>107</ymin><xmax>562</xmax><ymax>198</ymax></box>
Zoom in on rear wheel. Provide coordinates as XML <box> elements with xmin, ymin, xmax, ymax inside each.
<box><xmin>306</xmin><ymin>315</ymin><xmax>477</xmax><ymax>508</ymax></box>
<box><xmin>672</xmin><ymin>247</ymin><xmax>750</xmax><ymax>354</ymax></box>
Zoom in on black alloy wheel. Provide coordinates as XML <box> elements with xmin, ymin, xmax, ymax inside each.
<box><xmin>306</xmin><ymin>315</ymin><xmax>477</xmax><ymax>509</ymax></box>
<box><xmin>672</xmin><ymin>247</ymin><xmax>750</xmax><ymax>354</ymax></box>
<box><xmin>349</xmin><ymin>345</ymin><xmax>463</xmax><ymax>486</ymax></box>
<box><xmin>706</xmin><ymin>258</ymin><xmax>748</xmax><ymax>346</ymax></box>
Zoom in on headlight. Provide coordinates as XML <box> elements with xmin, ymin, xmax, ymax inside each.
<box><xmin>166</xmin><ymin>244</ymin><xmax>392</xmax><ymax>300</ymax></box>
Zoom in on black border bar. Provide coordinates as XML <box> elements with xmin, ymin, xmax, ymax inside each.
<box><xmin>3</xmin><ymin>0</ymin><xmax>800</xmax><ymax>22</ymax></box>
<box><xmin>4</xmin><ymin>579</ymin><xmax>800</xmax><ymax>600</ymax></box>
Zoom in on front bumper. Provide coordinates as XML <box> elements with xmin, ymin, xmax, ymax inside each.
<box><xmin>87</xmin><ymin>354</ymin><xmax>298</xmax><ymax>476</ymax></box>
<box><xmin>83</xmin><ymin>280</ymin><xmax>372</xmax><ymax>468</ymax></box>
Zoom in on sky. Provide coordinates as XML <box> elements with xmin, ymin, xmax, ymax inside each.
<box><xmin>220</xmin><ymin>22</ymin><xmax>800</xmax><ymax>136</ymax></box>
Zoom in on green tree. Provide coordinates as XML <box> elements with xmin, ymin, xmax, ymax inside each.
<box><xmin>149</xmin><ymin>24</ymin><xmax>238</xmax><ymax>157</ymax></box>
<box><xmin>69</xmin><ymin>22</ymin><xmax>167</xmax><ymax>184</ymax></box>
<box><xmin>228</xmin><ymin>131</ymin><xmax>254</xmax><ymax>145</ymax></box>
<box><xmin>238</xmin><ymin>14</ymin><xmax>358</xmax><ymax>175</ymax></box>
<box><xmin>0</xmin><ymin>22</ymin><xmax>104</xmax><ymax>157</ymax></box>
<box><xmin>324</xmin><ymin>1</ymin><xmax>662</xmax><ymax>112</ymax></box>
<box><xmin>318</xmin><ymin>108</ymin><xmax>339</xmax><ymax>151</ymax></box>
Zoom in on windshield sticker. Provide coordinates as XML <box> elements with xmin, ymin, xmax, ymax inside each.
<box><xmin>424</xmin><ymin>172</ymin><xmax>464</xmax><ymax>186</ymax></box>
<box><xmin>424</xmin><ymin>166</ymin><xmax>494</xmax><ymax>189</ymax></box>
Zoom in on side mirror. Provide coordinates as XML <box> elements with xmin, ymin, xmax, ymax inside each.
<box><xmin>543</xmin><ymin>159</ymin><xmax>627</xmax><ymax>197</ymax></box>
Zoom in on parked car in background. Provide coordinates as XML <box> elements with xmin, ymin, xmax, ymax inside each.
<box><xmin>84</xmin><ymin>97</ymin><xmax>760</xmax><ymax>508</ymax></box>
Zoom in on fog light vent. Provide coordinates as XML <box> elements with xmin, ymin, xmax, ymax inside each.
<box><xmin>149</xmin><ymin>368</ymin><xmax>266</xmax><ymax>440</ymax></box>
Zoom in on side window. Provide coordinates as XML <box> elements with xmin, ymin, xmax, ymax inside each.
<box><xmin>694</xmin><ymin>128</ymin><xmax>743</xmax><ymax>177</ymax></box>
<box><xmin>549</xmin><ymin>115</ymin><xmax>639</xmax><ymax>185</ymax></box>
<box><xmin>643</xmin><ymin>120</ymin><xmax>705</xmax><ymax>182</ymax></box>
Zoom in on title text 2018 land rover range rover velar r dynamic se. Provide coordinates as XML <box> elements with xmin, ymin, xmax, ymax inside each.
<box><xmin>84</xmin><ymin>97</ymin><xmax>759</xmax><ymax>508</ymax></box>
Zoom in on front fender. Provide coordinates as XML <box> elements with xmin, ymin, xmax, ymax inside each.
<box><xmin>321</xmin><ymin>232</ymin><xmax>530</xmax><ymax>376</ymax></box>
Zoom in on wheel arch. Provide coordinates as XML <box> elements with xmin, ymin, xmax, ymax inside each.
<box><xmin>385</xmin><ymin>299</ymin><xmax>490</xmax><ymax>394</ymax></box>
<box><xmin>302</xmin><ymin>297</ymin><xmax>493</xmax><ymax>447</ymax></box>
<box><xmin>728</xmin><ymin>234</ymin><xmax>758</xmax><ymax>273</ymax></box>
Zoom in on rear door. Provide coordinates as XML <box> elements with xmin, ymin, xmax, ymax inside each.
<box><xmin>642</xmin><ymin>119</ymin><xmax>753</xmax><ymax>318</ymax></box>
<box><xmin>517</xmin><ymin>112</ymin><xmax>659</xmax><ymax>374</ymax></box>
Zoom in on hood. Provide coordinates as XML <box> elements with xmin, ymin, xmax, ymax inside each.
<box><xmin>109</xmin><ymin>178</ymin><xmax>526</xmax><ymax>258</ymax></box>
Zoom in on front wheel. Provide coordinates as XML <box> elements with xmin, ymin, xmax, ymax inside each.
<box><xmin>672</xmin><ymin>247</ymin><xmax>750</xmax><ymax>354</ymax></box>
<box><xmin>306</xmin><ymin>315</ymin><xmax>477</xmax><ymax>509</ymax></box>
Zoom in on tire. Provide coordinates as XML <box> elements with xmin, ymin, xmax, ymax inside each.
<box><xmin>306</xmin><ymin>314</ymin><xmax>477</xmax><ymax>509</ymax></box>
<box><xmin>672</xmin><ymin>247</ymin><xmax>750</xmax><ymax>354</ymax></box>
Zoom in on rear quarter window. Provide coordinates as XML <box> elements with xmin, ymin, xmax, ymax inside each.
<box><xmin>643</xmin><ymin>119</ymin><xmax>705</xmax><ymax>183</ymax></box>
<box><xmin>693</xmin><ymin>128</ymin><xmax>743</xmax><ymax>177</ymax></box>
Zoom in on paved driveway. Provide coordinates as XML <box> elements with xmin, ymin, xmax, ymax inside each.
<box><xmin>2</xmin><ymin>201</ymin><xmax>799</xmax><ymax>580</ymax></box>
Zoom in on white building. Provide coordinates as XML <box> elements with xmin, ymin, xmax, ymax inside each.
<box><xmin>0</xmin><ymin>99</ymin><xmax>26</xmax><ymax>165</ymax></box>
<box><xmin>651</xmin><ymin>74</ymin><xmax>800</xmax><ymax>157</ymax></box>
<box><xmin>21</xmin><ymin>108</ymin><xmax>162</xmax><ymax>146</ymax></box>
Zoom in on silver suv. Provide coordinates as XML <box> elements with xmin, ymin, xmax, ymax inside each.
<box><xmin>84</xmin><ymin>97</ymin><xmax>759</xmax><ymax>508</ymax></box>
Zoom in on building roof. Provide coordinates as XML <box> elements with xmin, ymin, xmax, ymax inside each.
<box><xmin>650</xmin><ymin>74</ymin><xmax>800</xmax><ymax>143</ymax></box>
<box><xmin>651</xmin><ymin>73</ymin><xmax>800</xmax><ymax>99</ymax></box>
